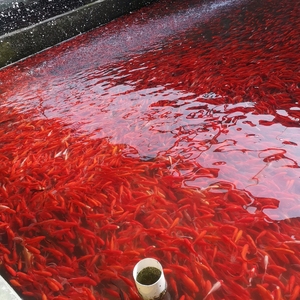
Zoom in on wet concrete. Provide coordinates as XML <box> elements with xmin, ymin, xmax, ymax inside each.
<box><xmin>0</xmin><ymin>0</ymin><xmax>157</xmax><ymax>68</ymax></box>
<box><xmin>0</xmin><ymin>0</ymin><xmax>95</xmax><ymax>36</ymax></box>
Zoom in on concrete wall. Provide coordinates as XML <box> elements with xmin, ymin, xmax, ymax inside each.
<box><xmin>0</xmin><ymin>0</ymin><xmax>157</xmax><ymax>68</ymax></box>
<box><xmin>0</xmin><ymin>0</ymin><xmax>33</xmax><ymax>9</ymax></box>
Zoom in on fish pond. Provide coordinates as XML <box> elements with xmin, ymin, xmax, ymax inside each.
<box><xmin>0</xmin><ymin>0</ymin><xmax>300</xmax><ymax>299</ymax></box>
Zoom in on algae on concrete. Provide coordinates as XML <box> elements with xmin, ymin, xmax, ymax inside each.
<box><xmin>0</xmin><ymin>40</ymin><xmax>16</xmax><ymax>66</ymax></box>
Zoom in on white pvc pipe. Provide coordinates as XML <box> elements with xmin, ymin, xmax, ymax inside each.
<box><xmin>133</xmin><ymin>258</ymin><xmax>167</xmax><ymax>300</ymax></box>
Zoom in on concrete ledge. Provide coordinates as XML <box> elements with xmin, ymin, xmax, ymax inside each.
<box><xmin>0</xmin><ymin>276</ymin><xmax>21</xmax><ymax>300</ymax></box>
<box><xmin>0</xmin><ymin>0</ymin><xmax>157</xmax><ymax>68</ymax></box>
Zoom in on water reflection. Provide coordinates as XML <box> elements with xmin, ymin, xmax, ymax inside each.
<box><xmin>1</xmin><ymin>69</ymin><xmax>300</xmax><ymax>221</ymax></box>
<box><xmin>2</xmin><ymin>69</ymin><xmax>299</xmax><ymax>221</ymax></box>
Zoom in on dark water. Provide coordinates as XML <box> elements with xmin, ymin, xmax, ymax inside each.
<box><xmin>0</xmin><ymin>0</ymin><xmax>300</xmax><ymax>299</ymax></box>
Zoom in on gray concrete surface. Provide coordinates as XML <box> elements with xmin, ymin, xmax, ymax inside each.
<box><xmin>0</xmin><ymin>276</ymin><xmax>22</xmax><ymax>300</ymax></box>
<box><xmin>0</xmin><ymin>0</ymin><xmax>157</xmax><ymax>68</ymax></box>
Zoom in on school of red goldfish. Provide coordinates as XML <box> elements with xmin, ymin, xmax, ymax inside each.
<box><xmin>0</xmin><ymin>0</ymin><xmax>300</xmax><ymax>299</ymax></box>
<box><xmin>0</xmin><ymin>107</ymin><xmax>299</xmax><ymax>300</ymax></box>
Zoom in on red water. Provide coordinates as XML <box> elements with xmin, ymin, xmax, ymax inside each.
<box><xmin>0</xmin><ymin>0</ymin><xmax>300</xmax><ymax>299</ymax></box>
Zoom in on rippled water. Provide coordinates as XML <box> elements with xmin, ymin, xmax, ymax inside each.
<box><xmin>2</xmin><ymin>0</ymin><xmax>299</xmax><ymax>218</ymax></box>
